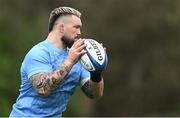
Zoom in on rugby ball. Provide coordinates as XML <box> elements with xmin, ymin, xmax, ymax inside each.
<box><xmin>80</xmin><ymin>39</ymin><xmax>108</xmax><ymax>72</ymax></box>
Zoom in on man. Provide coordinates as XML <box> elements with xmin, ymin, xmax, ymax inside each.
<box><xmin>10</xmin><ymin>6</ymin><xmax>104</xmax><ymax>117</ymax></box>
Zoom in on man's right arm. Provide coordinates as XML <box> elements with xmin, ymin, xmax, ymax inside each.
<box><xmin>30</xmin><ymin>62</ymin><xmax>72</xmax><ymax>97</ymax></box>
<box><xmin>29</xmin><ymin>39</ymin><xmax>86</xmax><ymax>97</ymax></box>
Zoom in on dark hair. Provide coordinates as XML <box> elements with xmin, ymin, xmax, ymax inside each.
<box><xmin>48</xmin><ymin>7</ymin><xmax>81</xmax><ymax>32</ymax></box>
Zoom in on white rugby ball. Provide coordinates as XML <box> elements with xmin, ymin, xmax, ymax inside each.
<box><xmin>80</xmin><ymin>39</ymin><xmax>108</xmax><ymax>72</ymax></box>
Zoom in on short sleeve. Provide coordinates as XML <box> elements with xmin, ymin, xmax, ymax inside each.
<box><xmin>24</xmin><ymin>46</ymin><xmax>53</xmax><ymax>79</ymax></box>
<box><xmin>79</xmin><ymin>66</ymin><xmax>90</xmax><ymax>87</ymax></box>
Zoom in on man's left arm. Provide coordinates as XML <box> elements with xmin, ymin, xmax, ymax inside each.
<box><xmin>81</xmin><ymin>72</ymin><xmax>104</xmax><ymax>99</ymax></box>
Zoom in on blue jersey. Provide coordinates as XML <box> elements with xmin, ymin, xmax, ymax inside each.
<box><xmin>10</xmin><ymin>40</ymin><xmax>90</xmax><ymax>117</ymax></box>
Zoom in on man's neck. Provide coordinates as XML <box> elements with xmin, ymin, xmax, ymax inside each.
<box><xmin>46</xmin><ymin>31</ymin><xmax>67</xmax><ymax>51</ymax></box>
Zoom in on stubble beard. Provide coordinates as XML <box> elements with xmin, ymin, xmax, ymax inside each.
<box><xmin>61</xmin><ymin>35</ymin><xmax>75</xmax><ymax>48</ymax></box>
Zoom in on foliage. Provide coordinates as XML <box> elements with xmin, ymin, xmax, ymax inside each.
<box><xmin>1</xmin><ymin>0</ymin><xmax>180</xmax><ymax>116</ymax></box>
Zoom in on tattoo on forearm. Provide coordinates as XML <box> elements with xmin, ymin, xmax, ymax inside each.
<box><xmin>30</xmin><ymin>63</ymin><xmax>70</xmax><ymax>97</ymax></box>
<box><xmin>81</xmin><ymin>80</ymin><xmax>94</xmax><ymax>98</ymax></box>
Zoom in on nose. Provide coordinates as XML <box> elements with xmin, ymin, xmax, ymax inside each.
<box><xmin>76</xmin><ymin>30</ymin><xmax>81</xmax><ymax>39</ymax></box>
<box><xmin>77</xmin><ymin>29</ymin><xmax>81</xmax><ymax>36</ymax></box>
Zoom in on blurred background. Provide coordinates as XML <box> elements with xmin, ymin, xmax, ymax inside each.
<box><xmin>1</xmin><ymin>0</ymin><xmax>180</xmax><ymax>116</ymax></box>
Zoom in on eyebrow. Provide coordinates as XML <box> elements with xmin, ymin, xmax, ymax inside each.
<box><xmin>74</xmin><ymin>24</ymin><xmax>82</xmax><ymax>28</ymax></box>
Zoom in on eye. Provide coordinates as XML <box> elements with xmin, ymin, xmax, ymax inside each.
<box><xmin>74</xmin><ymin>26</ymin><xmax>79</xmax><ymax>29</ymax></box>
<box><xmin>74</xmin><ymin>25</ymin><xmax>81</xmax><ymax>29</ymax></box>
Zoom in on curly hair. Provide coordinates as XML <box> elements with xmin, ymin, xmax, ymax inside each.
<box><xmin>48</xmin><ymin>7</ymin><xmax>81</xmax><ymax>32</ymax></box>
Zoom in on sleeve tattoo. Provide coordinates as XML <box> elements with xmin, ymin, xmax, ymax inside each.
<box><xmin>30</xmin><ymin>63</ymin><xmax>70</xmax><ymax>97</ymax></box>
<box><xmin>81</xmin><ymin>78</ymin><xmax>104</xmax><ymax>99</ymax></box>
<box><xmin>81</xmin><ymin>80</ymin><xmax>94</xmax><ymax>99</ymax></box>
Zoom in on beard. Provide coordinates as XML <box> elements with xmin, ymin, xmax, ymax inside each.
<box><xmin>62</xmin><ymin>35</ymin><xmax>75</xmax><ymax>48</ymax></box>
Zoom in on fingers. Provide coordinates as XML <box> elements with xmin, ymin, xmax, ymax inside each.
<box><xmin>67</xmin><ymin>39</ymin><xmax>87</xmax><ymax>65</ymax></box>
<box><xmin>72</xmin><ymin>38</ymin><xmax>87</xmax><ymax>52</ymax></box>
<box><xmin>73</xmin><ymin>38</ymin><xmax>85</xmax><ymax>48</ymax></box>
<box><xmin>80</xmin><ymin>49</ymin><xmax>87</xmax><ymax>56</ymax></box>
<box><xmin>69</xmin><ymin>38</ymin><xmax>87</xmax><ymax>55</ymax></box>
<box><xmin>104</xmin><ymin>47</ymin><xmax>106</xmax><ymax>53</ymax></box>
<box><xmin>100</xmin><ymin>43</ymin><xmax>107</xmax><ymax>53</ymax></box>
<box><xmin>77</xmin><ymin>39</ymin><xmax>88</xmax><ymax>56</ymax></box>
<box><xmin>76</xmin><ymin>43</ymin><xmax>87</xmax><ymax>56</ymax></box>
<box><xmin>77</xmin><ymin>43</ymin><xmax>86</xmax><ymax>51</ymax></box>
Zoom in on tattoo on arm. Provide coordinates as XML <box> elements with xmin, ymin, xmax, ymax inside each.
<box><xmin>81</xmin><ymin>80</ymin><xmax>94</xmax><ymax>99</ymax></box>
<box><xmin>81</xmin><ymin>78</ymin><xmax>104</xmax><ymax>99</ymax></box>
<box><xmin>30</xmin><ymin>63</ymin><xmax>70</xmax><ymax>97</ymax></box>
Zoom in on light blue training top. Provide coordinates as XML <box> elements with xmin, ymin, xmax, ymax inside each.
<box><xmin>10</xmin><ymin>39</ymin><xmax>90</xmax><ymax>117</ymax></box>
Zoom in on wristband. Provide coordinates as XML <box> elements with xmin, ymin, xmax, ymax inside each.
<box><xmin>90</xmin><ymin>72</ymin><xmax>102</xmax><ymax>83</ymax></box>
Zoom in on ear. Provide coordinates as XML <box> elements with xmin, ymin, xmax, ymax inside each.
<box><xmin>59</xmin><ymin>23</ymin><xmax>65</xmax><ymax>33</ymax></box>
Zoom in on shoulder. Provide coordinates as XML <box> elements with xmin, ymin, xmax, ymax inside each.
<box><xmin>30</xmin><ymin>40</ymin><xmax>50</xmax><ymax>53</ymax></box>
<box><xmin>27</xmin><ymin>40</ymin><xmax>50</xmax><ymax>57</ymax></box>
<box><xmin>23</xmin><ymin>40</ymin><xmax>52</xmax><ymax>63</ymax></box>
<box><xmin>21</xmin><ymin>40</ymin><xmax>54</xmax><ymax>79</ymax></box>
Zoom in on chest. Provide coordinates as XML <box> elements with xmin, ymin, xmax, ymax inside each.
<box><xmin>49</xmin><ymin>51</ymin><xmax>81</xmax><ymax>80</ymax></box>
<box><xmin>49</xmin><ymin>51</ymin><xmax>82</xmax><ymax>92</ymax></box>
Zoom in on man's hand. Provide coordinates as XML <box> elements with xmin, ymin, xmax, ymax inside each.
<box><xmin>65</xmin><ymin>39</ymin><xmax>86</xmax><ymax>67</ymax></box>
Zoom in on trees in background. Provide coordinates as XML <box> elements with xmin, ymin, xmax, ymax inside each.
<box><xmin>1</xmin><ymin>0</ymin><xmax>180</xmax><ymax>116</ymax></box>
